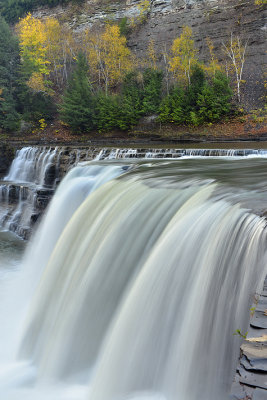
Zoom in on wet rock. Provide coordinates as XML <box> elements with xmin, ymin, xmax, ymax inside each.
<box><xmin>44</xmin><ymin>164</ymin><xmax>57</xmax><ymax>187</ymax></box>
<box><xmin>0</xmin><ymin>144</ymin><xmax>15</xmax><ymax>176</ymax></box>
<box><xmin>30</xmin><ymin>213</ymin><xmax>41</xmax><ymax>224</ymax></box>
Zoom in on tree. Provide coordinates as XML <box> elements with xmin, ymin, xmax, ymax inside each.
<box><xmin>197</xmin><ymin>72</ymin><xmax>233</xmax><ymax>123</ymax></box>
<box><xmin>141</xmin><ymin>68</ymin><xmax>163</xmax><ymax>115</ymax></box>
<box><xmin>93</xmin><ymin>93</ymin><xmax>120</xmax><ymax>132</ymax></box>
<box><xmin>17</xmin><ymin>13</ymin><xmax>76</xmax><ymax>94</ymax></box>
<box><xmin>159</xmin><ymin>86</ymin><xmax>185</xmax><ymax>124</ymax></box>
<box><xmin>60</xmin><ymin>53</ymin><xmax>95</xmax><ymax>132</ymax></box>
<box><xmin>222</xmin><ymin>33</ymin><xmax>248</xmax><ymax>103</ymax></box>
<box><xmin>0</xmin><ymin>16</ymin><xmax>21</xmax><ymax>131</ymax></box>
<box><xmin>205</xmin><ymin>38</ymin><xmax>222</xmax><ymax>78</ymax></box>
<box><xmin>0</xmin><ymin>0</ymin><xmax>85</xmax><ymax>23</ymax></box>
<box><xmin>147</xmin><ymin>39</ymin><xmax>157</xmax><ymax>70</ymax></box>
<box><xmin>120</xmin><ymin>71</ymin><xmax>143</xmax><ymax>125</ymax></box>
<box><xmin>16</xmin><ymin>13</ymin><xmax>50</xmax><ymax>92</ymax></box>
<box><xmin>84</xmin><ymin>25</ymin><xmax>133</xmax><ymax>95</ymax></box>
<box><xmin>169</xmin><ymin>26</ymin><xmax>198</xmax><ymax>86</ymax></box>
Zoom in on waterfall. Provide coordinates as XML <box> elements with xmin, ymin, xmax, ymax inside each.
<box><xmin>4</xmin><ymin>147</ymin><xmax>58</xmax><ymax>185</ymax></box>
<box><xmin>0</xmin><ymin>153</ymin><xmax>267</xmax><ymax>400</ymax></box>
<box><xmin>95</xmin><ymin>148</ymin><xmax>267</xmax><ymax>160</ymax></box>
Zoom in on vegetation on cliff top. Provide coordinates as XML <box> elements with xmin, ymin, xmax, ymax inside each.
<box><xmin>0</xmin><ymin>12</ymin><xmax>265</xmax><ymax>136</ymax></box>
<box><xmin>0</xmin><ymin>0</ymin><xmax>84</xmax><ymax>23</ymax></box>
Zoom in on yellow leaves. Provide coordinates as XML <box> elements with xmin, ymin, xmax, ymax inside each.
<box><xmin>169</xmin><ymin>26</ymin><xmax>198</xmax><ymax>86</ymax></box>
<box><xmin>0</xmin><ymin>88</ymin><xmax>3</xmax><ymax>101</ymax></box>
<box><xmin>39</xmin><ymin>118</ymin><xmax>47</xmax><ymax>130</ymax></box>
<box><xmin>137</xmin><ymin>0</ymin><xmax>150</xmax><ymax>24</ymax></box>
<box><xmin>255</xmin><ymin>0</ymin><xmax>267</xmax><ymax>5</ymax></box>
<box><xmin>147</xmin><ymin>39</ymin><xmax>157</xmax><ymax>70</ymax></box>
<box><xmin>27</xmin><ymin>72</ymin><xmax>47</xmax><ymax>92</ymax></box>
<box><xmin>84</xmin><ymin>25</ymin><xmax>133</xmax><ymax>92</ymax></box>
<box><xmin>17</xmin><ymin>13</ymin><xmax>50</xmax><ymax>75</ymax></box>
<box><xmin>17</xmin><ymin>13</ymin><xmax>76</xmax><ymax>92</ymax></box>
<box><xmin>205</xmin><ymin>37</ymin><xmax>222</xmax><ymax>77</ymax></box>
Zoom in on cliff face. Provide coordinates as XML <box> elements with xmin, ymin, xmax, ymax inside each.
<box><xmin>33</xmin><ymin>0</ymin><xmax>266</xmax><ymax>109</ymax></box>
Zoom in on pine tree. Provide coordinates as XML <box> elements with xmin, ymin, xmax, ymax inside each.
<box><xmin>197</xmin><ymin>72</ymin><xmax>233</xmax><ymax>122</ymax></box>
<box><xmin>0</xmin><ymin>16</ymin><xmax>21</xmax><ymax>131</ymax></box>
<box><xmin>141</xmin><ymin>68</ymin><xmax>163</xmax><ymax>115</ymax></box>
<box><xmin>60</xmin><ymin>53</ymin><xmax>95</xmax><ymax>133</ymax></box>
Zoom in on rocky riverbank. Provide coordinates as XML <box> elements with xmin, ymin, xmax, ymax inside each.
<box><xmin>231</xmin><ymin>275</ymin><xmax>267</xmax><ymax>400</ymax></box>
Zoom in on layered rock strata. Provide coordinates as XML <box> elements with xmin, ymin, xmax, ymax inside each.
<box><xmin>231</xmin><ymin>275</ymin><xmax>267</xmax><ymax>400</ymax></box>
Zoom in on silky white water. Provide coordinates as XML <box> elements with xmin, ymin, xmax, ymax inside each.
<box><xmin>0</xmin><ymin>154</ymin><xmax>267</xmax><ymax>400</ymax></box>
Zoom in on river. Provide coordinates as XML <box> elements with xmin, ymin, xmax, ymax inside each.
<box><xmin>0</xmin><ymin>148</ymin><xmax>266</xmax><ymax>400</ymax></box>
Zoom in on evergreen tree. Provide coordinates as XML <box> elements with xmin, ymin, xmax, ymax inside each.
<box><xmin>21</xmin><ymin>90</ymin><xmax>56</xmax><ymax>123</ymax></box>
<box><xmin>120</xmin><ymin>71</ymin><xmax>143</xmax><ymax>128</ymax></box>
<box><xmin>60</xmin><ymin>53</ymin><xmax>95</xmax><ymax>133</ymax></box>
<box><xmin>93</xmin><ymin>93</ymin><xmax>120</xmax><ymax>132</ymax></box>
<box><xmin>197</xmin><ymin>72</ymin><xmax>232</xmax><ymax>122</ymax></box>
<box><xmin>0</xmin><ymin>0</ymin><xmax>84</xmax><ymax>23</ymax></box>
<box><xmin>0</xmin><ymin>16</ymin><xmax>21</xmax><ymax>131</ymax></box>
<box><xmin>159</xmin><ymin>86</ymin><xmax>185</xmax><ymax>124</ymax></box>
<box><xmin>141</xmin><ymin>68</ymin><xmax>163</xmax><ymax>115</ymax></box>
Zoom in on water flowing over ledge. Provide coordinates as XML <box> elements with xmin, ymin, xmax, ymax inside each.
<box><xmin>1</xmin><ymin>145</ymin><xmax>267</xmax><ymax>239</ymax></box>
<box><xmin>0</xmin><ymin>152</ymin><xmax>266</xmax><ymax>400</ymax></box>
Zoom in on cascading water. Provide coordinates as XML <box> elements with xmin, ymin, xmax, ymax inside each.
<box><xmin>0</xmin><ymin>152</ymin><xmax>266</xmax><ymax>400</ymax></box>
<box><xmin>0</xmin><ymin>147</ymin><xmax>60</xmax><ymax>238</ymax></box>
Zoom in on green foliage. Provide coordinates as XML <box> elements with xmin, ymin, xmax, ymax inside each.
<box><xmin>60</xmin><ymin>53</ymin><xmax>94</xmax><ymax>133</ymax></box>
<box><xmin>0</xmin><ymin>89</ymin><xmax>20</xmax><ymax>131</ymax></box>
<box><xmin>118</xmin><ymin>17</ymin><xmax>130</xmax><ymax>37</ymax></box>
<box><xmin>197</xmin><ymin>72</ymin><xmax>232</xmax><ymax>123</ymax></box>
<box><xmin>0</xmin><ymin>0</ymin><xmax>84</xmax><ymax>23</ymax></box>
<box><xmin>0</xmin><ymin>16</ymin><xmax>21</xmax><ymax>131</ymax></box>
<box><xmin>141</xmin><ymin>68</ymin><xmax>163</xmax><ymax>115</ymax></box>
<box><xmin>158</xmin><ymin>86</ymin><xmax>185</xmax><ymax>124</ymax></box>
<box><xmin>159</xmin><ymin>67</ymin><xmax>232</xmax><ymax>126</ymax></box>
<box><xmin>121</xmin><ymin>71</ymin><xmax>143</xmax><ymax>126</ymax></box>
<box><xmin>93</xmin><ymin>93</ymin><xmax>120</xmax><ymax>132</ymax></box>
<box><xmin>233</xmin><ymin>329</ymin><xmax>248</xmax><ymax>339</ymax></box>
<box><xmin>21</xmin><ymin>91</ymin><xmax>56</xmax><ymax>123</ymax></box>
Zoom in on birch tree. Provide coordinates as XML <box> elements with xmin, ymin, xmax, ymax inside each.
<box><xmin>83</xmin><ymin>25</ymin><xmax>133</xmax><ymax>95</ymax></box>
<box><xmin>222</xmin><ymin>33</ymin><xmax>248</xmax><ymax>103</ymax></box>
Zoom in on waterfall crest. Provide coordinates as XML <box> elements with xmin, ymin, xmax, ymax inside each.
<box><xmin>0</xmin><ymin>156</ymin><xmax>267</xmax><ymax>400</ymax></box>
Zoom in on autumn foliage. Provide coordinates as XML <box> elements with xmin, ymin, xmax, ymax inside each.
<box><xmin>0</xmin><ymin>10</ymin><xmax>254</xmax><ymax>134</ymax></box>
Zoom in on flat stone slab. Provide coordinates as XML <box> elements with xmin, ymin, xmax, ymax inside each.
<box><xmin>230</xmin><ymin>275</ymin><xmax>267</xmax><ymax>399</ymax></box>
<box><xmin>241</xmin><ymin>355</ymin><xmax>267</xmax><ymax>372</ymax></box>
<box><xmin>251</xmin><ymin>310</ymin><xmax>267</xmax><ymax>329</ymax></box>
<box><xmin>253</xmin><ymin>387</ymin><xmax>267</xmax><ymax>400</ymax></box>
<box><xmin>241</xmin><ymin>342</ymin><xmax>267</xmax><ymax>358</ymax></box>
<box><xmin>238</xmin><ymin>366</ymin><xmax>267</xmax><ymax>390</ymax></box>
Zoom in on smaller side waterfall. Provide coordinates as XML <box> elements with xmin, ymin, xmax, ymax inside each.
<box><xmin>5</xmin><ymin>147</ymin><xmax>58</xmax><ymax>186</ymax></box>
<box><xmin>0</xmin><ymin>146</ymin><xmax>103</xmax><ymax>238</ymax></box>
<box><xmin>0</xmin><ymin>147</ymin><xmax>59</xmax><ymax>238</ymax></box>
